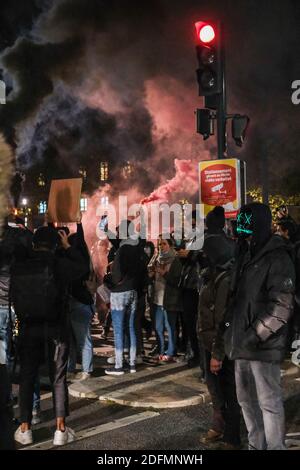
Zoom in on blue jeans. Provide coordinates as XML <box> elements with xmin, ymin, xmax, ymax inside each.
<box><xmin>33</xmin><ymin>380</ymin><xmax>40</xmax><ymax>411</ymax></box>
<box><xmin>111</xmin><ymin>291</ymin><xmax>137</xmax><ymax>369</ymax></box>
<box><xmin>0</xmin><ymin>306</ymin><xmax>13</xmax><ymax>365</ymax></box>
<box><xmin>235</xmin><ymin>359</ymin><xmax>285</xmax><ymax>450</ymax></box>
<box><xmin>154</xmin><ymin>305</ymin><xmax>177</xmax><ymax>356</ymax></box>
<box><xmin>69</xmin><ymin>298</ymin><xmax>94</xmax><ymax>374</ymax></box>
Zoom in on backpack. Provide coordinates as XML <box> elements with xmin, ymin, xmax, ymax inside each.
<box><xmin>10</xmin><ymin>254</ymin><xmax>59</xmax><ymax>324</ymax></box>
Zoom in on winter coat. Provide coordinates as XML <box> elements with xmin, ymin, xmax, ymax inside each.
<box><xmin>197</xmin><ymin>266</ymin><xmax>231</xmax><ymax>359</ymax></box>
<box><xmin>178</xmin><ymin>250</ymin><xmax>201</xmax><ymax>291</ymax></box>
<box><xmin>148</xmin><ymin>253</ymin><xmax>183</xmax><ymax>312</ymax></box>
<box><xmin>224</xmin><ymin>235</ymin><xmax>295</xmax><ymax>362</ymax></box>
<box><xmin>111</xmin><ymin>239</ymin><xmax>143</xmax><ymax>293</ymax></box>
<box><xmin>163</xmin><ymin>256</ymin><xmax>183</xmax><ymax>312</ymax></box>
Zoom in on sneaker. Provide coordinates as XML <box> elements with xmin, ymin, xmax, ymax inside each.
<box><xmin>107</xmin><ymin>356</ymin><xmax>115</xmax><ymax>364</ymax></box>
<box><xmin>74</xmin><ymin>372</ymin><xmax>91</xmax><ymax>381</ymax></box>
<box><xmin>32</xmin><ymin>409</ymin><xmax>42</xmax><ymax>425</ymax></box>
<box><xmin>107</xmin><ymin>355</ymin><xmax>130</xmax><ymax>365</ymax></box>
<box><xmin>129</xmin><ymin>365</ymin><xmax>136</xmax><ymax>373</ymax></box>
<box><xmin>14</xmin><ymin>426</ymin><xmax>33</xmax><ymax>445</ymax></box>
<box><xmin>105</xmin><ymin>367</ymin><xmax>125</xmax><ymax>376</ymax></box>
<box><xmin>160</xmin><ymin>355</ymin><xmax>176</xmax><ymax>363</ymax></box>
<box><xmin>53</xmin><ymin>426</ymin><xmax>76</xmax><ymax>446</ymax></box>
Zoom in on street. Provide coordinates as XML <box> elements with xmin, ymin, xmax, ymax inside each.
<box><xmin>12</xmin><ymin>323</ymin><xmax>300</xmax><ymax>452</ymax></box>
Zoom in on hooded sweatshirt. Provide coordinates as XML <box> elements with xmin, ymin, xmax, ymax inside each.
<box><xmin>224</xmin><ymin>203</ymin><xmax>295</xmax><ymax>362</ymax></box>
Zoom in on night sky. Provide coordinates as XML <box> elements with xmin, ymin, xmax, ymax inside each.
<box><xmin>0</xmin><ymin>0</ymin><xmax>299</xmax><ymax>201</ymax></box>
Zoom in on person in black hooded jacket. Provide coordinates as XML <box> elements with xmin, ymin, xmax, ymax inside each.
<box><xmin>224</xmin><ymin>202</ymin><xmax>295</xmax><ymax>450</ymax></box>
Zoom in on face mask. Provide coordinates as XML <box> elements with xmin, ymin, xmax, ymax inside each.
<box><xmin>236</xmin><ymin>210</ymin><xmax>253</xmax><ymax>238</ymax></box>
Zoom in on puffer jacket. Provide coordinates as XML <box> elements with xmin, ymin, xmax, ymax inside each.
<box><xmin>224</xmin><ymin>235</ymin><xmax>295</xmax><ymax>362</ymax></box>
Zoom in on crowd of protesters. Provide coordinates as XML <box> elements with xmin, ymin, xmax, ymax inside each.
<box><xmin>0</xmin><ymin>202</ymin><xmax>300</xmax><ymax>451</ymax></box>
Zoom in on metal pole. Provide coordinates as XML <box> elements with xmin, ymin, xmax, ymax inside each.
<box><xmin>217</xmin><ymin>22</ymin><xmax>227</xmax><ymax>159</ymax></box>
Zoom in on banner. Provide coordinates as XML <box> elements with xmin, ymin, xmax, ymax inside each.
<box><xmin>48</xmin><ymin>178</ymin><xmax>82</xmax><ymax>223</ymax></box>
<box><xmin>199</xmin><ymin>158</ymin><xmax>246</xmax><ymax>218</ymax></box>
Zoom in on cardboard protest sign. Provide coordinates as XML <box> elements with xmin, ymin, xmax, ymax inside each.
<box><xmin>48</xmin><ymin>178</ymin><xmax>82</xmax><ymax>223</ymax></box>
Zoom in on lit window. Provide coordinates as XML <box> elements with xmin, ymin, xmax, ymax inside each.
<box><xmin>80</xmin><ymin>198</ymin><xmax>88</xmax><ymax>212</ymax></box>
<box><xmin>37</xmin><ymin>173</ymin><xmax>46</xmax><ymax>187</ymax></box>
<box><xmin>79</xmin><ymin>167</ymin><xmax>87</xmax><ymax>180</ymax></box>
<box><xmin>123</xmin><ymin>161</ymin><xmax>133</xmax><ymax>179</ymax></box>
<box><xmin>100</xmin><ymin>196</ymin><xmax>109</xmax><ymax>207</ymax></box>
<box><xmin>100</xmin><ymin>162</ymin><xmax>109</xmax><ymax>181</ymax></box>
<box><xmin>38</xmin><ymin>201</ymin><xmax>47</xmax><ymax>214</ymax></box>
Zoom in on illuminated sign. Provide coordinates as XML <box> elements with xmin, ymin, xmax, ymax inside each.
<box><xmin>199</xmin><ymin>158</ymin><xmax>246</xmax><ymax>218</ymax></box>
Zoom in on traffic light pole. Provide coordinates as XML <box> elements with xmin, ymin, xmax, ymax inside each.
<box><xmin>216</xmin><ymin>75</ymin><xmax>227</xmax><ymax>159</ymax></box>
<box><xmin>217</xmin><ymin>23</ymin><xmax>227</xmax><ymax>159</ymax></box>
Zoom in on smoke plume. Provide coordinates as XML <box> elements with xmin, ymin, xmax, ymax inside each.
<box><xmin>0</xmin><ymin>0</ymin><xmax>299</xmax><ymax>203</ymax></box>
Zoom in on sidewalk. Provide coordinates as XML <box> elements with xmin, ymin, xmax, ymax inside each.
<box><xmin>69</xmin><ymin>361</ymin><xmax>208</xmax><ymax>408</ymax></box>
<box><xmin>68</xmin><ymin>323</ymin><xmax>209</xmax><ymax>408</ymax></box>
<box><xmin>69</xmin><ymin>324</ymin><xmax>300</xmax><ymax>447</ymax></box>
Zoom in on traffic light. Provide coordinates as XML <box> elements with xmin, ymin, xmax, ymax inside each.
<box><xmin>232</xmin><ymin>115</ymin><xmax>250</xmax><ymax>147</ymax></box>
<box><xmin>195</xmin><ymin>21</ymin><xmax>222</xmax><ymax>97</ymax></box>
<box><xmin>195</xmin><ymin>109</ymin><xmax>214</xmax><ymax>140</ymax></box>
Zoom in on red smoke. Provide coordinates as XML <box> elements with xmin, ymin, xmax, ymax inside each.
<box><xmin>141</xmin><ymin>158</ymin><xmax>199</xmax><ymax>204</ymax></box>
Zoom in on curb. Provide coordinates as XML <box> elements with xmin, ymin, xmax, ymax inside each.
<box><xmin>69</xmin><ymin>366</ymin><xmax>210</xmax><ymax>409</ymax></box>
<box><xmin>99</xmin><ymin>393</ymin><xmax>208</xmax><ymax>409</ymax></box>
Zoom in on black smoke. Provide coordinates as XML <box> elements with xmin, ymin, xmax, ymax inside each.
<box><xmin>0</xmin><ymin>0</ymin><xmax>299</xmax><ymax>196</ymax></box>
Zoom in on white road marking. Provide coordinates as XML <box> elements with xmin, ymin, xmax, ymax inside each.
<box><xmin>22</xmin><ymin>411</ymin><xmax>159</xmax><ymax>450</ymax></box>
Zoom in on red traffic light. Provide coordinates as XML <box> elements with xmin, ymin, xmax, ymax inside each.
<box><xmin>195</xmin><ymin>21</ymin><xmax>215</xmax><ymax>43</ymax></box>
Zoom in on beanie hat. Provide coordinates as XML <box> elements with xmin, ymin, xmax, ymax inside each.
<box><xmin>206</xmin><ymin>206</ymin><xmax>225</xmax><ymax>234</ymax></box>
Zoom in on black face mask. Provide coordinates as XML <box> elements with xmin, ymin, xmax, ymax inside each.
<box><xmin>236</xmin><ymin>210</ymin><xmax>253</xmax><ymax>239</ymax></box>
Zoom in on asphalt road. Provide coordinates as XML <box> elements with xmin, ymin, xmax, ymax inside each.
<box><xmin>13</xmin><ymin>368</ymin><xmax>300</xmax><ymax>452</ymax></box>
<box><xmin>12</xmin><ymin>323</ymin><xmax>300</xmax><ymax>452</ymax></box>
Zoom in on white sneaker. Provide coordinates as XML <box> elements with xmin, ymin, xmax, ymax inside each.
<box><xmin>75</xmin><ymin>372</ymin><xmax>91</xmax><ymax>381</ymax></box>
<box><xmin>53</xmin><ymin>426</ymin><xmax>76</xmax><ymax>446</ymax></box>
<box><xmin>14</xmin><ymin>426</ymin><xmax>33</xmax><ymax>445</ymax></box>
<box><xmin>107</xmin><ymin>355</ymin><xmax>129</xmax><ymax>365</ymax></box>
